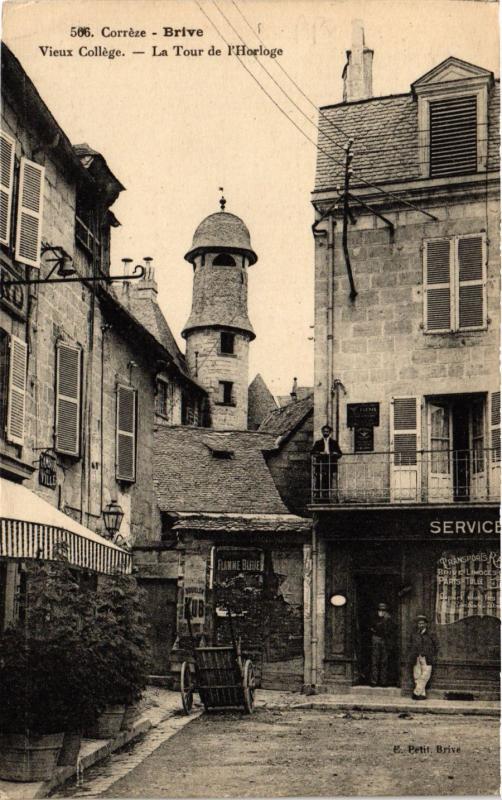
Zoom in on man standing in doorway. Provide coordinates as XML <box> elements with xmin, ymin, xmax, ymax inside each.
<box><xmin>409</xmin><ymin>614</ymin><xmax>438</xmax><ymax>699</ymax></box>
<box><xmin>370</xmin><ymin>602</ymin><xmax>394</xmax><ymax>687</ymax></box>
<box><xmin>311</xmin><ymin>424</ymin><xmax>343</xmax><ymax>501</ymax></box>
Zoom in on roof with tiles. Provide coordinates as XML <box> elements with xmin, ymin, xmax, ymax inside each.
<box><xmin>154</xmin><ymin>426</ymin><xmax>307</xmax><ymax>523</ymax></box>
<box><xmin>126</xmin><ymin>291</ymin><xmax>191</xmax><ymax>379</ymax></box>
<box><xmin>315</xmin><ymin>78</ymin><xmax>500</xmax><ymax>192</ymax></box>
<box><xmin>185</xmin><ymin>211</ymin><xmax>257</xmax><ymax>264</ymax></box>
<box><xmin>248</xmin><ymin>374</ymin><xmax>278</xmax><ymax>430</ymax></box>
<box><xmin>259</xmin><ymin>393</ymin><xmax>313</xmax><ymax>439</ymax></box>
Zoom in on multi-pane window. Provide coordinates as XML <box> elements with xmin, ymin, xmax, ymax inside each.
<box><xmin>424</xmin><ymin>234</ymin><xmax>486</xmax><ymax>333</ymax></box>
<box><xmin>155</xmin><ymin>378</ymin><xmax>172</xmax><ymax>419</ymax></box>
<box><xmin>430</xmin><ymin>404</ymin><xmax>450</xmax><ymax>474</ymax></box>
<box><xmin>218</xmin><ymin>381</ymin><xmax>234</xmax><ymax>406</ymax></box>
<box><xmin>429</xmin><ymin>95</ymin><xmax>477</xmax><ymax>178</ymax></box>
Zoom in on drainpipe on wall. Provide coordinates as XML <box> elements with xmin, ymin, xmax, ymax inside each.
<box><xmin>310</xmin><ymin>518</ymin><xmax>319</xmax><ymax>689</ymax></box>
<box><xmin>326</xmin><ymin>215</ymin><xmax>335</xmax><ymax>429</ymax></box>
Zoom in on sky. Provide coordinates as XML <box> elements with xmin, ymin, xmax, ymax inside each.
<box><xmin>2</xmin><ymin>0</ymin><xmax>499</xmax><ymax>398</ymax></box>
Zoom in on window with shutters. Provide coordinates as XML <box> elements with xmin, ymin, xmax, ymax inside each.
<box><xmin>429</xmin><ymin>95</ymin><xmax>478</xmax><ymax>178</ymax></box>
<box><xmin>0</xmin><ymin>132</ymin><xmax>15</xmax><ymax>248</ymax></box>
<box><xmin>4</xmin><ymin>334</ymin><xmax>28</xmax><ymax>446</ymax></box>
<box><xmin>423</xmin><ymin>233</ymin><xmax>486</xmax><ymax>333</ymax></box>
<box><xmin>490</xmin><ymin>391</ymin><xmax>500</xmax><ymax>464</ymax></box>
<box><xmin>14</xmin><ymin>158</ymin><xmax>45</xmax><ymax>268</ymax></box>
<box><xmin>116</xmin><ymin>384</ymin><xmax>137</xmax><ymax>482</ymax></box>
<box><xmin>55</xmin><ymin>342</ymin><xmax>82</xmax><ymax>457</ymax></box>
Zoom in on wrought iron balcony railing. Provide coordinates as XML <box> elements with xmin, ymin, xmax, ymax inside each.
<box><xmin>311</xmin><ymin>448</ymin><xmax>501</xmax><ymax>505</ymax></box>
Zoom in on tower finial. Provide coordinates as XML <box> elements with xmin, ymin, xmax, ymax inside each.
<box><xmin>218</xmin><ymin>187</ymin><xmax>226</xmax><ymax>211</ymax></box>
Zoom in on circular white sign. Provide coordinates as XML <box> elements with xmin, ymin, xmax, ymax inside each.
<box><xmin>330</xmin><ymin>594</ymin><xmax>347</xmax><ymax>607</ymax></box>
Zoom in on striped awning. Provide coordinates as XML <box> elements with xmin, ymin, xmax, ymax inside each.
<box><xmin>0</xmin><ymin>479</ymin><xmax>131</xmax><ymax>574</ymax></box>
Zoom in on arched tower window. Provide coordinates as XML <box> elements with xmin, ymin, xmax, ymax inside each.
<box><xmin>213</xmin><ymin>253</ymin><xmax>236</xmax><ymax>266</ymax></box>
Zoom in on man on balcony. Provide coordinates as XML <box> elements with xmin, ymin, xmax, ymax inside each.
<box><xmin>311</xmin><ymin>424</ymin><xmax>343</xmax><ymax>501</ymax></box>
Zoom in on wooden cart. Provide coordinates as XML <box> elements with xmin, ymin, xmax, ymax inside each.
<box><xmin>180</xmin><ymin>606</ymin><xmax>256</xmax><ymax>714</ymax></box>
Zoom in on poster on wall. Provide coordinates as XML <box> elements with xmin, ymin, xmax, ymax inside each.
<box><xmin>435</xmin><ymin>551</ymin><xmax>501</xmax><ymax>625</ymax></box>
<box><xmin>182</xmin><ymin>553</ymin><xmax>207</xmax><ymax>627</ymax></box>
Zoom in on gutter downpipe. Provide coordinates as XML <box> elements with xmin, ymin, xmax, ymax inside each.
<box><xmin>309</xmin><ymin>210</ymin><xmax>335</xmax><ymax>690</ymax></box>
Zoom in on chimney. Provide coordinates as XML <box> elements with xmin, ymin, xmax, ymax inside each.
<box><xmin>290</xmin><ymin>377</ymin><xmax>298</xmax><ymax>402</ymax></box>
<box><xmin>135</xmin><ymin>257</ymin><xmax>158</xmax><ymax>302</ymax></box>
<box><xmin>342</xmin><ymin>20</ymin><xmax>373</xmax><ymax>102</ymax></box>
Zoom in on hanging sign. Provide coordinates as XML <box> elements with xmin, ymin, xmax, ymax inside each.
<box><xmin>435</xmin><ymin>550</ymin><xmax>500</xmax><ymax>625</ymax></box>
<box><xmin>39</xmin><ymin>450</ymin><xmax>57</xmax><ymax>489</ymax></box>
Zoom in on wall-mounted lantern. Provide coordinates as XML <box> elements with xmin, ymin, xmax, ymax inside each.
<box><xmin>102</xmin><ymin>499</ymin><xmax>124</xmax><ymax>539</ymax></box>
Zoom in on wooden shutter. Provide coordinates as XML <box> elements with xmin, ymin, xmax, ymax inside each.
<box><xmin>429</xmin><ymin>95</ymin><xmax>477</xmax><ymax>178</ymax></box>
<box><xmin>55</xmin><ymin>342</ymin><xmax>82</xmax><ymax>456</ymax></box>
<box><xmin>390</xmin><ymin>397</ymin><xmax>421</xmax><ymax>502</ymax></box>
<box><xmin>6</xmin><ymin>334</ymin><xmax>27</xmax><ymax>445</ymax></box>
<box><xmin>14</xmin><ymin>158</ymin><xmax>44</xmax><ymax>268</ymax></box>
<box><xmin>0</xmin><ymin>132</ymin><xmax>15</xmax><ymax>247</ymax></box>
<box><xmin>424</xmin><ymin>238</ymin><xmax>452</xmax><ymax>333</ymax></box>
<box><xmin>457</xmin><ymin>234</ymin><xmax>485</xmax><ymax>331</ymax></box>
<box><xmin>116</xmin><ymin>385</ymin><xmax>136</xmax><ymax>482</ymax></box>
<box><xmin>489</xmin><ymin>391</ymin><xmax>500</xmax><ymax>500</ymax></box>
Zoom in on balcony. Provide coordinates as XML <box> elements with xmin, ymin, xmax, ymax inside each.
<box><xmin>311</xmin><ymin>449</ymin><xmax>501</xmax><ymax>505</ymax></box>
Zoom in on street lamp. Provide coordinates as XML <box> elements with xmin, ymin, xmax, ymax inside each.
<box><xmin>102</xmin><ymin>500</ymin><xmax>124</xmax><ymax>540</ymax></box>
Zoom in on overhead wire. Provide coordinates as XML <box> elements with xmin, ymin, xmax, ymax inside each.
<box><xmin>201</xmin><ymin>0</ymin><xmax>437</xmax><ymax>220</ymax></box>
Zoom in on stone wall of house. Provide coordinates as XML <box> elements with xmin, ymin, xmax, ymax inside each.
<box><xmin>0</xmin><ymin>93</ymin><xmax>159</xmax><ymax>545</ymax></box>
<box><xmin>314</xmin><ymin>196</ymin><xmax>500</xmax><ymax>452</ymax></box>
<box><xmin>266</xmin><ymin>415</ymin><xmax>314</xmax><ymax>516</ymax></box>
<box><xmin>165</xmin><ymin>535</ymin><xmax>305</xmax><ymax>690</ymax></box>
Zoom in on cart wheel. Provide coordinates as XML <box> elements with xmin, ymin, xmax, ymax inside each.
<box><xmin>180</xmin><ymin>661</ymin><xmax>194</xmax><ymax>714</ymax></box>
<box><xmin>243</xmin><ymin>659</ymin><xmax>256</xmax><ymax>714</ymax></box>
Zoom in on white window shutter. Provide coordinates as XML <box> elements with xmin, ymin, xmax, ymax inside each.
<box><xmin>457</xmin><ymin>234</ymin><xmax>486</xmax><ymax>331</ymax></box>
<box><xmin>390</xmin><ymin>397</ymin><xmax>421</xmax><ymax>502</ymax></box>
<box><xmin>424</xmin><ymin>239</ymin><xmax>452</xmax><ymax>333</ymax></box>
<box><xmin>55</xmin><ymin>343</ymin><xmax>82</xmax><ymax>456</ymax></box>
<box><xmin>116</xmin><ymin>385</ymin><xmax>136</xmax><ymax>482</ymax></box>
<box><xmin>14</xmin><ymin>158</ymin><xmax>44</xmax><ymax>268</ymax></box>
<box><xmin>0</xmin><ymin>132</ymin><xmax>15</xmax><ymax>247</ymax></box>
<box><xmin>6</xmin><ymin>335</ymin><xmax>27</xmax><ymax>445</ymax></box>
<box><xmin>488</xmin><ymin>391</ymin><xmax>500</xmax><ymax>500</ymax></box>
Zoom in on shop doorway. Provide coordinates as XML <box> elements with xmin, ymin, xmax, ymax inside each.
<box><xmin>354</xmin><ymin>573</ymin><xmax>400</xmax><ymax>687</ymax></box>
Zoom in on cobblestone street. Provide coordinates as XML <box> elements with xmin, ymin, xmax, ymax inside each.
<box><xmin>56</xmin><ymin>708</ymin><xmax>499</xmax><ymax>798</ymax></box>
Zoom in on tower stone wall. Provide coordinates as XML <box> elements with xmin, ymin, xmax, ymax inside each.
<box><xmin>182</xmin><ymin>210</ymin><xmax>258</xmax><ymax>431</ymax></box>
<box><xmin>185</xmin><ymin>328</ymin><xmax>250</xmax><ymax>429</ymax></box>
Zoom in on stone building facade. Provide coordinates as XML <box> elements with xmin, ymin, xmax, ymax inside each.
<box><xmin>0</xmin><ymin>43</ymin><xmax>203</xmax><ymax>626</ymax></box>
<box><xmin>308</xmin><ymin>32</ymin><xmax>500</xmax><ymax>697</ymax></box>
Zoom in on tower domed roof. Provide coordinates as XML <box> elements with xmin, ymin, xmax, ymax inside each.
<box><xmin>185</xmin><ymin>211</ymin><xmax>258</xmax><ymax>265</ymax></box>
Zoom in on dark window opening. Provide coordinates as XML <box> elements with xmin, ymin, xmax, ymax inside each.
<box><xmin>211</xmin><ymin>449</ymin><xmax>234</xmax><ymax>460</ymax></box>
<box><xmin>213</xmin><ymin>253</ymin><xmax>236</xmax><ymax>266</ymax></box>
<box><xmin>220</xmin><ymin>331</ymin><xmax>235</xmax><ymax>355</ymax></box>
<box><xmin>218</xmin><ymin>381</ymin><xmax>234</xmax><ymax>406</ymax></box>
<box><xmin>429</xmin><ymin>95</ymin><xmax>477</xmax><ymax>178</ymax></box>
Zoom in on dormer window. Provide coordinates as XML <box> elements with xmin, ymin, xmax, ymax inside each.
<box><xmin>429</xmin><ymin>95</ymin><xmax>477</xmax><ymax>177</ymax></box>
<box><xmin>412</xmin><ymin>57</ymin><xmax>493</xmax><ymax>180</ymax></box>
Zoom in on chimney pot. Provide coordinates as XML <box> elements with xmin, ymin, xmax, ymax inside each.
<box><xmin>343</xmin><ymin>20</ymin><xmax>373</xmax><ymax>103</ymax></box>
